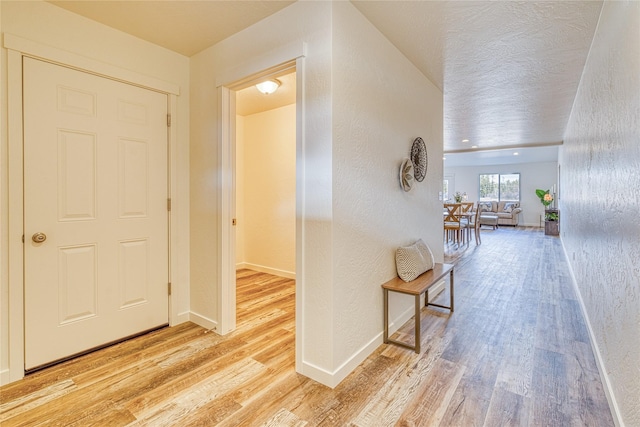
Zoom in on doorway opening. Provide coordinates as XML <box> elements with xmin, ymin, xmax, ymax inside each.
<box><xmin>234</xmin><ymin>71</ymin><xmax>297</xmax><ymax>331</ymax></box>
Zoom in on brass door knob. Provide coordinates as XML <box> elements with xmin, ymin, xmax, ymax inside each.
<box><xmin>32</xmin><ymin>232</ymin><xmax>47</xmax><ymax>243</ymax></box>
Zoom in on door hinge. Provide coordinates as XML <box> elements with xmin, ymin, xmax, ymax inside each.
<box><xmin>168</xmin><ymin>282</ymin><xmax>172</xmax><ymax>296</ymax></box>
<box><xmin>22</xmin><ymin>235</ymin><xmax>25</xmax><ymax>243</ymax></box>
<box><xmin>167</xmin><ymin>114</ymin><xmax>171</xmax><ymax>127</ymax></box>
<box><xmin>232</xmin><ymin>218</ymin><xmax>237</xmax><ymax>226</ymax></box>
<box><xmin>167</xmin><ymin>198</ymin><xmax>172</xmax><ymax>211</ymax></box>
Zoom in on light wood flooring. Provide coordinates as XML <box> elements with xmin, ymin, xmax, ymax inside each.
<box><xmin>0</xmin><ymin>227</ymin><xmax>614</xmax><ymax>426</ymax></box>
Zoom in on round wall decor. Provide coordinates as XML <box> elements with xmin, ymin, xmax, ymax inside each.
<box><xmin>399</xmin><ymin>158</ymin><xmax>414</xmax><ymax>192</ymax></box>
<box><xmin>411</xmin><ymin>137</ymin><xmax>427</xmax><ymax>182</ymax></box>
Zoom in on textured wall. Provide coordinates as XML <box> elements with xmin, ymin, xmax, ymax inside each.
<box><xmin>560</xmin><ymin>1</ymin><xmax>640</xmax><ymax>424</ymax></box>
<box><xmin>238</xmin><ymin>105</ymin><xmax>296</xmax><ymax>276</ymax></box>
<box><xmin>190</xmin><ymin>1</ymin><xmax>336</xmax><ymax>375</ymax></box>
<box><xmin>445</xmin><ymin>162</ymin><xmax>558</xmax><ymax>226</ymax></box>
<box><xmin>190</xmin><ymin>1</ymin><xmax>444</xmax><ymax>386</ymax></box>
<box><xmin>332</xmin><ymin>2</ymin><xmax>443</xmax><ymax>368</ymax></box>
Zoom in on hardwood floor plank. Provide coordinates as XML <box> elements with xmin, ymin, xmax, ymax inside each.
<box><xmin>351</xmin><ymin>339</ymin><xmax>452</xmax><ymax>426</ymax></box>
<box><xmin>484</xmin><ymin>387</ymin><xmax>532</xmax><ymax>427</ymax></box>
<box><xmin>532</xmin><ymin>348</ymin><xmax>569</xmax><ymax>408</ymax></box>
<box><xmin>54</xmin><ymin>399</ymin><xmax>137</xmax><ymax>427</ymax></box>
<box><xmin>438</xmin><ymin>343</ymin><xmax>501</xmax><ymax>426</ymax></box>
<box><xmin>127</xmin><ymin>358</ymin><xmax>266</xmax><ymax>426</ymax></box>
<box><xmin>1</xmin><ymin>228</ymin><xmax>615</xmax><ymax>426</ymax></box>
<box><xmin>564</xmin><ymin>342</ymin><xmax>614</xmax><ymax>427</ymax></box>
<box><xmin>395</xmin><ymin>358</ymin><xmax>466</xmax><ymax>426</ymax></box>
<box><xmin>0</xmin><ymin>379</ymin><xmax>76</xmax><ymax>422</ymax></box>
<box><xmin>315</xmin><ymin>353</ymin><xmax>398</xmax><ymax>426</ymax></box>
<box><xmin>261</xmin><ymin>408</ymin><xmax>308</xmax><ymax>427</ymax></box>
<box><xmin>216</xmin><ymin>372</ymin><xmax>309</xmax><ymax>427</ymax></box>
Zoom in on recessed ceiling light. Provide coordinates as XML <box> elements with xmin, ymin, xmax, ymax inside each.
<box><xmin>443</xmin><ymin>157</ymin><xmax>447</xmax><ymax>161</ymax></box>
<box><xmin>462</xmin><ymin>139</ymin><xmax>469</xmax><ymax>143</ymax></box>
<box><xmin>513</xmin><ymin>152</ymin><xmax>519</xmax><ymax>156</ymax></box>
<box><xmin>471</xmin><ymin>145</ymin><xmax>478</xmax><ymax>149</ymax></box>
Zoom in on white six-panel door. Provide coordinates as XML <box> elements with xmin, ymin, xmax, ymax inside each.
<box><xmin>23</xmin><ymin>57</ymin><xmax>169</xmax><ymax>370</ymax></box>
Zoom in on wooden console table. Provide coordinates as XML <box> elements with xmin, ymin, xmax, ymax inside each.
<box><xmin>382</xmin><ymin>263</ymin><xmax>454</xmax><ymax>353</ymax></box>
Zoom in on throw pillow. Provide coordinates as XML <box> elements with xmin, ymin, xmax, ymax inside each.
<box><xmin>503</xmin><ymin>202</ymin><xmax>516</xmax><ymax>213</ymax></box>
<box><xmin>395</xmin><ymin>239</ymin><xmax>434</xmax><ymax>282</ymax></box>
<box><xmin>415</xmin><ymin>239</ymin><xmax>435</xmax><ymax>271</ymax></box>
<box><xmin>479</xmin><ymin>202</ymin><xmax>492</xmax><ymax>212</ymax></box>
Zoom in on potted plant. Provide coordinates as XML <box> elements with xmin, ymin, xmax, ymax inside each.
<box><xmin>453</xmin><ymin>191</ymin><xmax>467</xmax><ymax>203</ymax></box>
<box><xmin>535</xmin><ymin>189</ymin><xmax>553</xmax><ymax>209</ymax></box>
<box><xmin>537</xmin><ymin>189</ymin><xmax>559</xmax><ymax>235</ymax></box>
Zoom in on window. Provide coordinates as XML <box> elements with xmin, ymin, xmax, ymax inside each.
<box><xmin>443</xmin><ymin>174</ymin><xmax>454</xmax><ymax>201</ymax></box>
<box><xmin>479</xmin><ymin>173</ymin><xmax>520</xmax><ymax>201</ymax></box>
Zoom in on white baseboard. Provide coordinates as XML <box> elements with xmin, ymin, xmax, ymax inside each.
<box><xmin>173</xmin><ymin>311</ymin><xmax>190</xmax><ymax>326</ymax></box>
<box><xmin>298</xmin><ymin>360</ymin><xmax>338</xmax><ymax>388</ymax></box>
<box><xmin>300</xmin><ymin>297</ymin><xmax>419</xmax><ymax>389</ymax></box>
<box><xmin>560</xmin><ymin>239</ymin><xmax>623</xmax><ymax>426</ymax></box>
<box><xmin>189</xmin><ymin>311</ymin><xmax>218</xmax><ymax>333</ymax></box>
<box><xmin>300</xmin><ymin>330</ymin><xmax>382</xmax><ymax>388</ymax></box>
<box><xmin>0</xmin><ymin>368</ymin><xmax>10</xmax><ymax>386</ymax></box>
<box><xmin>236</xmin><ymin>262</ymin><xmax>295</xmax><ymax>279</ymax></box>
<box><xmin>324</xmin><ymin>281</ymin><xmax>447</xmax><ymax>387</ymax></box>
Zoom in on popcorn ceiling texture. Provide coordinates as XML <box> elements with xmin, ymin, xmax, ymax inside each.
<box><xmin>560</xmin><ymin>1</ymin><xmax>640</xmax><ymax>424</ymax></box>
<box><xmin>352</xmin><ymin>1</ymin><xmax>602</xmax><ymax>151</ymax></box>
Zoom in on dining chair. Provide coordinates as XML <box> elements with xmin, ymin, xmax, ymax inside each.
<box><xmin>460</xmin><ymin>202</ymin><xmax>474</xmax><ymax>241</ymax></box>
<box><xmin>465</xmin><ymin>202</ymin><xmax>482</xmax><ymax>245</ymax></box>
<box><xmin>444</xmin><ymin>203</ymin><xmax>463</xmax><ymax>245</ymax></box>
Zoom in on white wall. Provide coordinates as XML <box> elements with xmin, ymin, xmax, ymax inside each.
<box><xmin>0</xmin><ymin>0</ymin><xmax>190</xmax><ymax>384</ymax></box>
<box><xmin>332</xmin><ymin>2</ymin><xmax>443</xmax><ymax>372</ymax></box>
<box><xmin>190</xmin><ymin>1</ymin><xmax>443</xmax><ymax>387</ymax></box>
<box><xmin>190</xmin><ymin>0</ymin><xmax>334</xmax><ymax>382</ymax></box>
<box><xmin>445</xmin><ymin>161</ymin><xmax>558</xmax><ymax>226</ymax></box>
<box><xmin>560</xmin><ymin>1</ymin><xmax>640</xmax><ymax>425</ymax></box>
<box><xmin>236</xmin><ymin>104</ymin><xmax>296</xmax><ymax>277</ymax></box>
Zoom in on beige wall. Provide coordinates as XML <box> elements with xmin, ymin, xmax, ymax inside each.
<box><xmin>235</xmin><ymin>115</ymin><xmax>246</xmax><ymax>265</ymax></box>
<box><xmin>236</xmin><ymin>104</ymin><xmax>296</xmax><ymax>277</ymax></box>
<box><xmin>560</xmin><ymin>1</ymin><xmax>640</xmax><ymax>424</ymax></box>
<box><xmin>0</xmin><ymin>0</ymin><xmax>190</xmax><ymax>384</ymax></box>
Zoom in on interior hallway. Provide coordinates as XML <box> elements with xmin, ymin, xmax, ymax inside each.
<box><xmin>0</xmin><ymin>228</ymin><xmax>612</xmax><ymax>425</ymax></box>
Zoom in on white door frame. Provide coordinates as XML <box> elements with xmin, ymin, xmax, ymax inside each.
<box><xmin>215</xmin><ymin>43</ymin><xmax>306</xmax><ymax>371</ymax></box>
<box><xmin>3</xmin><ymin>34</ymin><xmax>182</xmax><ymax>384</ymax></box>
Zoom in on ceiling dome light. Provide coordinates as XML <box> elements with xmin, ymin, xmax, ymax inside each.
<box><xmin>255</xmin><ymin>79</ymin><xmax>281</xmax><ymax>95</ymax></box>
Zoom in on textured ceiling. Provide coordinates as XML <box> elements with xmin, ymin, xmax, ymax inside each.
<box><xmin>47</xmin><ymin>0</ymin><xmax>603</xmax><ymax>162</ymax></box>
<box><xmin>352</xmin><ymin>1</ymin><xmax>603</xmax><ymax>153</ymax></box>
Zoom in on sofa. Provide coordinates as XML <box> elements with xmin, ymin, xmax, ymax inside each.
<box><xmin>478</xmin><ymin>200</ymin><xmax>522</xmax><ymax>226</ymax></box>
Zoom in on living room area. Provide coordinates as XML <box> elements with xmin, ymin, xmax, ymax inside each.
<box><xmin>444</xmin><ymin>145</ymin><xmax>560</xmax><ymax>230</ymax></box>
